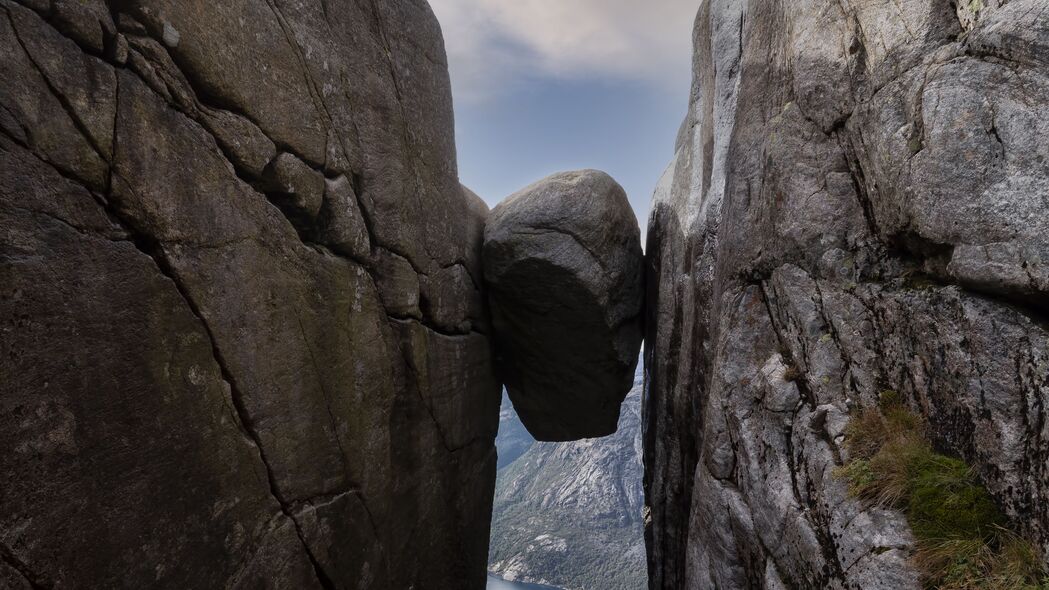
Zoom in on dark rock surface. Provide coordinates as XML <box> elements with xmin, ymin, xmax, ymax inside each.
<box><xmin>644</xmin><ymin>1</ymin><xmax>1049</xmax><ymax>588</ymax></box>
<box><xmin>0</xmin><ymin>1</ymin><xmax>500</xmax><ymax>588</ymax></box>
<box><xmin>483</xmin><ymin>170</ymin><xmax>644</xmax><ymax>442</ymax></box>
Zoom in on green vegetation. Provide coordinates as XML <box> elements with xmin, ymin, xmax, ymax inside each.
<box><xmin>836</xmin><ymin>391</ymin><xmax>1049</xmax><ymax>590</ymax></box>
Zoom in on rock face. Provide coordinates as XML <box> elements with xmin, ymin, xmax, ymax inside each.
<box><xmin>483</xmin><ymin>170</ymin><xmax>644</xmax><ymax>442</ymax></box>
<box><xmin>645</xmin><ymin>1</ymin><xmax>1049</xmax><ymax>588</ymax></box>
<box><xmin>489</xmin><ymin>368</ymin><xmax>648</xmax><ymax>590</ymax></box>
<box><xmin>0</xmin><ymin>1</ymin><xmax>499</xmax><ymax>588</ymax></box>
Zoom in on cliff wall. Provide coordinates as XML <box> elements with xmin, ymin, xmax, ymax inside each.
<box><xmin>644</xmin><ymin>1</ymin><xmax>1049</xmax><ymax>587</ymax></box>
<box><xmin>0</xmin><ymin>1</ymin><xmax>499</xmax><ymax>588</ymax></box>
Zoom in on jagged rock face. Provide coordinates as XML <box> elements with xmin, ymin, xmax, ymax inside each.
<box><xmin>0</xmin><ymin>1</ymin><xmax>500</xmax><ymax>589</ymax></box>
<box><xmin>483</xmin><ymin>170</ymin><xmax>644</xmax><ymax>442</ymax></box>
<box><xmin>645</xmin><ymin>1</ymin><xmax>1049</xmax><ymax>588</ymax></box>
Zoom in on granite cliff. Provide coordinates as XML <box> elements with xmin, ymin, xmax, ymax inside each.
<box><xmin>484</xmin><ymin>170</ymin><xmax>644</xmax><ymax>442</ymax></box>
<box><xmin>644</xmin><ymin>0</ymin><xmax>1049</xmax><ymax>588</ymax></box>
<box><xmin>0</xmin><ymin>1</ymin><xmax>499</xmax><ymax>588</ymax></box>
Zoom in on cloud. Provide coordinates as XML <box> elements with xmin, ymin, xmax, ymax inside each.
<box><xmin>428</xmin><ymin>0</ymin><xmax>699</xmax><ymax>103</ymax></box>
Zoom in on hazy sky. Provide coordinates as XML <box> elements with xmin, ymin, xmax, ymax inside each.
<box><xmin>428</xmin><ymin>0</ymin><xmax>699</xmax><ymax>238</ymax></box>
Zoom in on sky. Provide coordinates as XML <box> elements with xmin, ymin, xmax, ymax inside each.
<box><xmin>427</xmin><ymin>0</ymin><xmax>699</xmax><ymax>239</ymax></box>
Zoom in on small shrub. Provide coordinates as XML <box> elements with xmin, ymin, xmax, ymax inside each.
<box><xmin>914</xmin><ymin>529</ymin><xmax>1049</xmax><ymax>590</ymax></box>
<box><xmin>836</xmin><ymin>392</ymin><xmax>1048</xmax><ymax>589</ymax></box>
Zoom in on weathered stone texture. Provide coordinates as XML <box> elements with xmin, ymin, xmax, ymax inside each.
<box><xmin>644</xmin><ymin>0</ymin><xmax>1049</xmax><ymax>588</ymax></box>
<box><xmin>483</xmin><ymin>170</ymin><xmax>644</xmax><ymax>442</ymax></box>
<box><xmin>0</xmin><ymin>1</ymin><xmax>499</xmax><ymax>588</ymax></box>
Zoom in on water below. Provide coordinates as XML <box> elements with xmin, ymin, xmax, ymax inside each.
<box><xmin>486</xmin><ymin>574</ymin><xmax>562</xmax><ymax>590</ymax></box>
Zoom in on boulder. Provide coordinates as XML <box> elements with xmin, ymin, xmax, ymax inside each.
<box><xmin>483</xmin><ymin>170</ymin><xmax>644</xmax><ymax>441</ymax></box>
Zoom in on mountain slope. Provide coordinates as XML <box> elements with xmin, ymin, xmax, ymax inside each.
<box><xmin>489</xmin><ymin>373</ymin><xmax>647</xmax><ymax>590</ymax></box>
<box><xmin>496</xmin><ymin>391</ymin><xmax>536</xmax><ymax>469</ymax></box>
<box><xmin>0</xmin><ymin>1</ymin><xmax>499</xmax><ymax>587</ymax></box>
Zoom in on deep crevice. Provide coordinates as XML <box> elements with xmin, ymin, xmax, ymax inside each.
<box><xmin>756</xmin><ymin>281</ymin><xmax>818</xmax><ymax>410</ymax></box>
<box><xmin>835</xmin><ymin>132</ymin><xmax>880</xmax><ymax>240</ymax></box>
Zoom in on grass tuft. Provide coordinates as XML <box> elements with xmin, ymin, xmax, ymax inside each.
<box><xmin>836</xmin><ymin>392</ymin><xmax>1049</xmax><ymax>589</ymax></box>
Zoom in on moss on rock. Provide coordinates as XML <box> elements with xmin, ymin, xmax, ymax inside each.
<box><xmin>836</xmin><ymin>393</ymin><xmax>1048</xmax><ymax>589</ymax></box>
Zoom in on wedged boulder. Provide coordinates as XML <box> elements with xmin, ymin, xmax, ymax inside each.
<box><xmin>483</xmin><ymin>170</ymin><xmax>644</xmax><ymax>441</ymax></box>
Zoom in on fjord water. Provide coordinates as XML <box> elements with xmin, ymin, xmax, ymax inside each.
<box><xmin>486</xmin><ymin>574</ymin><xmax>562</xmax><ymax>590</ymax></box>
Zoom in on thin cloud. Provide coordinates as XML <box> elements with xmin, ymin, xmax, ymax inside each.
<box><xmin>429</xmin><ymin>0</ymin><xmax>698</xmax><ymax>103</ymax></box>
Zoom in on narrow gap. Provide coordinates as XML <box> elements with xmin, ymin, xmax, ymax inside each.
<box><xmin>486</xmin><ymin>356</ymin><xmax>648</xmax><ymax>590</ymax></box>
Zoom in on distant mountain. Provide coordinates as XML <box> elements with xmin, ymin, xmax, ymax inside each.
<box><xmin>495</xmin><ymin>391</ymin><xmax>535</xmax><ymax>469</ymax></box>
<box><xmin>488</xmin><ymin>373</ymin><xmax>647</xmax><ymax>590</ymax></box>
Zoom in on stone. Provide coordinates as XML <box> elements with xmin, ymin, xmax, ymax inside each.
<box><xmin>644</xmin><ymin>1</ymin><xmax>1049</xmax><ymax>588</ymax></box>
<box><xmin>374</xmin><ymin>248</ymin><xmax>422</xmax><ymax>320</ymax></box>
<box><xmin>0</xmin><ymin>1</ymin><xmax>500</xmax><ymax>589</ymax></box>
<box><xmin>0</xmin><ymin>2</ymin><xmax>110</xmax><ymax>190</ymax></box>
<box><xmin>488</xmin><ymin>367</ymin><xmax>648</xmax><ymax>590</ymax></box>
<box><xmin>49</xmin><ymin>0</ymin><xmax>115</xmax><ymax>54</ymax></box>
<box><xmin>107</xmin><ymin>32</ymin><xmax>128</xmax><ymax>64</ymax></box>
<box><xmin>483</xmin><ymin>170</ymin><xmax>644</xmax><ymax>442</ymax></box>
<box><xmin>200</xmin><ymin>107</ymin><xmax>277</xmax><ymax>178</ymax></box>
<box><xmin>259</xmin><ymin>151</ymin><xmax>325</xmax><ymax>227</ymax></box>
<box><xmin>316</xmin><ymin>174</ymin><xmax>371</xmax><ymax>261</ymax></box>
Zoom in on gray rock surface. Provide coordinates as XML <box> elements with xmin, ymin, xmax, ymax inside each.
<box><xmin>644</xmin><ymin>0</ymin><xmax>1049</xmax><ymax>588</ymax></box>
<box><xmin>0</xmin><ymin>1</ymin><xmax>500</xmax><ymax>588</ymax></box>
<box><xmin>483</xmin><ymin>170</ymin><xmax>644</xmax><ymax>442</ymax></box>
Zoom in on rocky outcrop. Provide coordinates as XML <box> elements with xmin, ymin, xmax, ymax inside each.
<box><xmin>0</xmin><ymin>1</ymin><xmax>499</xmax><ymax>588</ymax></box>
<box><xmin>483</xmin><ymin>170</ymin><xmax>644</xmax><ymax>442</ymax></box>
<box><xmin>644</xmin><ymin>1</ymin><xmax>1049</xmax><ymax>588</ymax></box>
<box><xmin>489</xmin><ymin>368</ymin><xmax>647</xmax><ymax>590</ymax></box>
